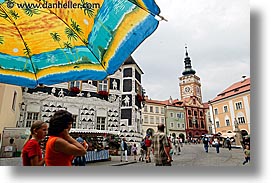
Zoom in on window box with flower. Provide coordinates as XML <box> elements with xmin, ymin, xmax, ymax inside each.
<box><xmin>70</xmin><ymin>87</ymin><xmax>80</xmax><ymax>93</ymax></box>
<box><xmin>98</xmin><ymin>90</ymin><xmax>109</xmax><ymax>100</ymax></box>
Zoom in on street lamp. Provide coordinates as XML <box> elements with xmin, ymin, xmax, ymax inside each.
<box><xmin>234</xmin><ymin>118</ymin><xmax>242</xmax><ymax>147</ymax></box>
<box><xmin>208</xmin><ymin>100</ymin><xmax>216</xmax><ymax>134</ymax></box>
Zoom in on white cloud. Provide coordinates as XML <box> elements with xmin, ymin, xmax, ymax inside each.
<box><xmin>133</xmin><ymin>0</ymin><xmax>250</xmax><ymax>102</ymax></box>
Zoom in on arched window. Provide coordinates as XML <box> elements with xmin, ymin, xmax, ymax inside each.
<box><xmin>189</xmin><ymin>119</ymin><xmax>193</xmax><ymax>127</ymax></box>
<box><xmin>201</xmin><ymin>120</ymin><xmax>205</xmax><ymax>128</ymax></box>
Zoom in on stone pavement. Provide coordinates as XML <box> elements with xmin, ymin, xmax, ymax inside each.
<box><xmin>0</xmin><ymin>144</ymin><xmax>250</xmax><ymax>167</ymax></box>
<box><xmin>87</xmin><ymin>155</ymin><xmax>137</xmax><ymax>166</ymax></box>
<box><xmin>0</xmin><ymin>154</ymin><xmax>138</xmax><ymax>166</ymax></box>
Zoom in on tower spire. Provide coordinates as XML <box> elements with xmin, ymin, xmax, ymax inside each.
<box><xmin>182</xmin><ymin>45</ymin><xmax>196</xmax><ymax>76</ymax></box>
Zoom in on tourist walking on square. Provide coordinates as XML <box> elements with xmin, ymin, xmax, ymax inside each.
<box><xmin>226</xmin><ymin>137</ymin><xmax>232</xmax><ymax>151</ymax></box>
<box><xmin>202</xmin><ymin>135</ymin><xmax>209</xmax><ymax>153</ymax></box>
<box><xmin>242</xmin><ymin>145</ymin><xmax>250</xmax><ymax>165</ymax></box>
<box><xmin>214</xmin><ymin>138</ymin><xmax>220</xmax><ymax>153</ymax></box>
<box><xmin>74</xmin><ymin>135</ymin><xmax>89</xmax><ymax>166</ymax></box>
<box><xmin>22</xmin><ymin>120</ymin><xmax>48</xmax><ymax>166</ymax></box>
<box><xmin>131</xmin><ymin>143</ymin><xmax>137</xmax><ymax>161</ymax></box>
<box><xmin>152</xmin><ymin>123</ymin><xmax>172</xmax><ymax>166</ymax></box>
<box><xmin>139</xmin><ymin>139</ymin><xmax>146</xmax><ymax>161</ymax></box>
<box><xmin>120</xmin><ymin>138</ymin><xmax>128</xmax><ymax>162</ymax></box>
<box><xmin>145</xmin><ymin>135</ymin><xmax>152</xmax><ymax>163</ymax></box>
<box><xmin>45</xmin><ymin>110</ymin><xmax>87</xmax><ymax>166</ymax></box>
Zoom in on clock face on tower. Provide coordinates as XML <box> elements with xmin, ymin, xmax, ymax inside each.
<box><xmin>184</xmin><ymin>86</ymin><xmax>191</xmax><ymax>93</ymax></box>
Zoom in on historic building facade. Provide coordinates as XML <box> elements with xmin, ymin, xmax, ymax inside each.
<box><xmin>2</xmin><ymin>56</ymin><xmax>144</xmax><ymax>143</ymax></box>
<box><xmin>0</xmin><ymin>84</ymin><xmax>23</xmax><ymax>139</ymax></box>
<box><xmin>141</xmin><ymin>97</ymin><xmax>166</xmax><ymax>137</ymax></box>
<box><xmin>208</xmin><ymin>77</ymin><xmax>250</xmax><ymax>137</ymax></box>
<box><xmin>178</xmin><ymin>47</ymin><xmax>208</xmax><ymax>138</ymax></box>
<box><xmin>164</xmin><ymin>98</ymin><xmax>186</xmax><ymax>140</ymax></box>
<box><xmin>141</xmin><ymin>97</ymin><xmax>186</xmax><ymax>139</ymax></box>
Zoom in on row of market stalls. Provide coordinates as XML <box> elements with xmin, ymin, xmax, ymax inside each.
<box><xmin>69</xmin><ymin>129</ymin><xmax>121</xmax><ymax>162</ymax></box>
<box><xmin>202</xmin><ymin>131</ymin><xmax>250</xmax><ymax>148</ymax></box>
<box><xmin>0</xmin><ymin>127</ymin><xmax>122</xmax><ymax>162</ymax></box>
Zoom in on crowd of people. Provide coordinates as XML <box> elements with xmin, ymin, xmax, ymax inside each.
<box><xmin>20</xmin><ymin>110</ymin><xmax>250</xmax><ymax>166</ymax></box>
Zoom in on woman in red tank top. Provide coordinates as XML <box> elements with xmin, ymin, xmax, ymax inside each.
<box><xmin>45</xmin><ymin>110</ymin><xmax>87</xmax><ymax>166</ymax></box>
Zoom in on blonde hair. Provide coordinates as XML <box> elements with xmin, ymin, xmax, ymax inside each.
<box><xmin>23</xmin><ymin>120</ymin><xmax>47</xmax><ymax>147</ymax></box>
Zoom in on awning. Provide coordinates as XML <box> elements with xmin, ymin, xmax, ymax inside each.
<box><xmin>220</xmin><ymin>132</ymin><xmax>236</xmax><ymax>138</ymax></box>
<box><xmin>69</xmin><ymin>129</ymin><xmax>120</xmax><ymax>135</ymax></box>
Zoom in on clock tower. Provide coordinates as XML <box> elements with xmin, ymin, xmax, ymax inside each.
<box><xmin>179</xmin><ymin>46</ymin><xmax>202</xmax><ymax>103</ymax></box>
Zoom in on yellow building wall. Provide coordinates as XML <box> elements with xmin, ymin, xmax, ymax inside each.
<box><xmin>213</xmin><ymin>91</ymin><xmax>250</xmax><ymax>135</ymax></box>
<box><xmin>0</xmin><ymin>84</ymin><xmax>23</xmax><ymax>139</ymax></box>
<box><xmin>142</xmin><ymin>102</ymin><xmax>165</xmax><ymax>136</ymax></box>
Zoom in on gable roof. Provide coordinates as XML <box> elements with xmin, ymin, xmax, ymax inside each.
<box><xmin>211</xmin><ymin>78</ymin><xmax>250</xmax><ymax>102</ymax></box>
<box><xmin>145</xmin><ymin>98</ymin><xmax>185</xmax><ymax>107</ymax></box>
<box><xmin>123</xmin><ymin>56</ymin><xmax>144</xmax><ymax>74</ymax></box>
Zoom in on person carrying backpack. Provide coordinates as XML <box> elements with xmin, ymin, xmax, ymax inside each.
<box><xmin>145</xmin><ymin>135</ymin><xmax>152</xmax><ymax>163</ymax></box>
<box><xmin>120</xmin><ymin>138</ymin><xmax>128</xmax><ymax>162</ymax></box>
<box><xmin>202</xmin><ymin>135</ymin><xmax>209</xmax><ymax>153</ymax></box>
<box><xmin>139</xmin><ymin>139</ymin><xmax>146</xmax><ymax>161</ymax></box>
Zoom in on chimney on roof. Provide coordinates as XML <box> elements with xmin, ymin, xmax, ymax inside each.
<box><xmin>241</xmin><ymin>75</ymin><xmax>246</xmax><ymax>82</ymax></box>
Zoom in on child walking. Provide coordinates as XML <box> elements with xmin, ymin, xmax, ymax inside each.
<box><xmin>242</xmin><ymin>145</ymin><xmax>250</xmax><ymax>165</ymax></box>
<box><xmin>132</xmin><ymin>143</ymin><xmax>137</xmax><ymax>161</ymax></box>
<box><xmin>22</xmin><ymin>120</ymin><xmax>48</xmax><ymax>166</ymax></box>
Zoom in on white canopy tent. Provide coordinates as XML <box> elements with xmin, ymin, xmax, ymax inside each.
<box><xmin>220</xmin><ymin>132</ymin><xmax>236</xmax><ymax>138</ymax></box>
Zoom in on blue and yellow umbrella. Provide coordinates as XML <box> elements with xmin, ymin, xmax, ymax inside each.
<box><xmin>0</xmin><ymin>0</ymin><xmax>161</xmax><ymax>88</ymax></box>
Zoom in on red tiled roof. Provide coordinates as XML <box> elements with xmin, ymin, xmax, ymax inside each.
<box><xmin>211</xmin><ymin>78</ymin><xmax>250</xmax><ymax>102</ymax></box>
<box><xmin>145</xmin><ymin>98</ymin><xmax>185</xmax><ymax>107</ymax></box>
<box><xmin>202</xmin><ymin>102</ymin><xmax>209</xmax><ymax>108</ymax></box>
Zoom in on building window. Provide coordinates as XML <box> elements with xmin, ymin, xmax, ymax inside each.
<box><xmin>150</xmin><ymin>106</ymin><xmax>153</xmax><ymax>113</ymax></box>
<box><xmin>161</xmin><ymin>117</ymin><xmax>165</xmax><ymax>123</ymax></box>
<box><xmin>223</xmin><ymin>106</ymin><xmax>228</xmax><ymax>113</ymax></box>
<box><xmin>161</xmin><ymin>108</ymin><xmax>164</xmax><ymax>114</ymax></box>
<box><xmin>69</xmin><ymin>81</ymin><xmax>81</xmax><ymax>90</ymax></box>
<box><xmin>226</xmin><ymin>119</ymin><xmax>230</xmax><ymax>126</ymax></box>
<box><xmin>156</xmin><ymin>116</ymin><xmax>159</xmax><ymax>123</ymax></box>
<box><xmin>177</xmin><ymin>123</ymin><xmax>180</xmax><ymax>128</ymax></box>
<box><xmin>123</xmin><ymin>68</ymin><xmax>132</xmax><ymax>77</ymax></box>
<box><xmin>170</xmin><ymin>112</ymin><xmax>174</xmax><ymax>118</ymax></box>
<box><xmin>214</xmin><ymin>108</ymin><xmax>218</xmax><ymax>115</ymax></box>
<box><xmin>194</xmin><ymin>111</ymin><xmax>197</xmax><ymax>116</ymax></box>
<box><xmin>199</xmin><ymin>111</ymin><xmax>203</xmax><ymax>116</ymax></box>
<box><xmin>189</xmin><ymin>119</ymin><xmax>193</xmax><ymax>127</ymax></box>
<box><xmin>238</xmin><ymin>117</ymin><xmax>246</xmax><ymax>124</ymax></box>
<box><xmin>144</xmin><ymin>106</ymin><xmax>148</xmax><ymax>112</ymax></box>
<box><xmin>135</xmin><ymin>69</ymin><xmax>141</xmax><ymax>82</ymax></box>
<box><xmin>144</xmin><ymin>116</ymin><xmax>148</xmax><ymax>123</ymax></box>
<box><xmin>72</xmin><ymin>115</ymin><xmax>77</xmax><ymax>128</ymax></box>
<box><xmin>98</xmin><ymin>79</ymin><xmax>108</xmax><ymax>92</ymax></box>
<box><xmin>11</xmin><ymin>91</ymin><xmax>17</xmax><ymax>111</ymax></box>
<box><xmin>182</xmin><ymin>123</ymin><xmax>185</xmax><ymax>129</ymax></box>
<box><xmin>216</xmin><ymin>121</ymin><xmax>220</xmax><ymax>128</ymax></box>
<box><xmin>201</xmin><ymin>120</ymin><xmax>205</xmax><ymax>128</ymax></box>
<box><xmin>188</xmin><ymin>110</ymin><xmax>191</xmax><ymax>115</ymax></box>
<box><xmin>155</xmin><ymin>107</ymin><xmax>159</xmax><ymax>113</ymax></box>
<box><xmin>170</xmin><ymin>122</ymin><xmax>174</xmax><ymax>128</ymax></box>
<box><xmin>235</xmin><ymin>102</ymin><xmax>243</xmax><ymax>110</ymax></box>
<box><xmin>123</xmin><ymin>79</ymin><xmax>132</xmax><ymax>92</ymax></box>
<box><xmin>177</xmin><ymin>113</ymin><xmax>183</xmax><ymax>118</ymax></box>
<box><xmin>97</xmin><ymin>117</ymin><xmax>106</xmax><ymax>130</ymax></box>
<box><xmin>195</xmin><ymin>120</ymin><xmax>198</xmax><ymax>128</ymax></box>
<box><xmin>150</xmin><ymin>116</ymin><xmax>154</xmax><ymax>124</ymax></box>
<box><xmin>26</xmin><ymin>112</ymin><xmax>39</xmax><ymax>127</ymax></box>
